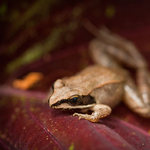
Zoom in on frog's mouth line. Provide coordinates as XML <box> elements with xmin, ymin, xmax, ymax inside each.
<box><xmin>52</xmin><ymin>104</ymin><xmax>95</xmax><ymax>109</ymax></box>
<box><xmin>50</xmin><ymin>95</ymin><xmax>96</xmax><ymax>109</ymax></box>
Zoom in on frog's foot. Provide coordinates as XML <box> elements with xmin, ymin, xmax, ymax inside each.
<box><xmin>73</xmin><ymin>104</ymin><xmax>112</xmax><ymax>122</ymax></box>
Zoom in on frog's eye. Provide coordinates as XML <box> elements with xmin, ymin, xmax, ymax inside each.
<box><xmin>69</xmin><ymin>95</ymin><xmax>79</xmax><ymax>106</ymax></box>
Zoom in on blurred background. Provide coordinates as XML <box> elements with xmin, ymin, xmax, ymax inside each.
<box><xmin>1</xmin><ymin>1</ymin><xmax>150</xmax><ymax>149</ymax></box>
<box><xmin>1</xmin><ymin>0</ymin><xmax>150</xmax><ymax>92</ymax></box>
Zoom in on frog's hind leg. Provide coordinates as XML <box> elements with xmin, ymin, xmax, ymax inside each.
<box><xmin>89</xmin><ymin>39</ymin><xmax>137</xmax><ymax>69</ymax></box>
<box><xmin>89</xmin><ymin>39</ymin><xmax>121</xmax><ymax>68</ymax></box>
<box><xmin>90</xmin><ymin>39</ymin><xmax>150</xmax><ymax>117</ymax></box>
<box><xmin>89</xmin><ymin>39</ymin><xmax>150</xmax><ymax>117</ymax></box>
<box><xmin>137</xmin><ymin>68</ymin><xmax>150</xmax><ymax>106</ymax></box>
<box><xmin>84</xmin><ymin>20</ymin><xmax>147</xmax><ymax>69</ymax></box>
<box><xmin>96</xmin><ymin>28</ymin><xmax>150</xmax><ymax>117</ymax></box>
<box><xmin>86</xmin><ymin>21</ymin><xmax>150</xmax><ymax>117</ymax></box>
<box><xmin>123</xmin><ymin>70</ymin><xmax>150</xmax><ymax>117</ymax></box>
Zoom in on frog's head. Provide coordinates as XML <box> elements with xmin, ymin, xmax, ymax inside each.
<box><xmin>48</xmin><ymin>79</ymin><xmax>95</xmax><ymax>110</ymax></box>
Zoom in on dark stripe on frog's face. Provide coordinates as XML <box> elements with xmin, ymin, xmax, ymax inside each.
<box><xmin>51</xmin><ymin>95</ymin><xmax>96</xmax><ymax>108</ymax></box>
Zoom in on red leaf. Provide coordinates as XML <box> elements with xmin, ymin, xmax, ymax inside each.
<box><xmin>0</xmin><ymin>86</ymin><xmax>150</xmax><ymax>150</ymax></box>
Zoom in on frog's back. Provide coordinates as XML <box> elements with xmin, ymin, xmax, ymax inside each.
<box><xmin>64</xmin><ymin>65</ymin><xmax>125</xmax><ymax>95</ymax></box>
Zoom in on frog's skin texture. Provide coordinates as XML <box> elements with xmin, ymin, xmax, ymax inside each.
<box><xmin>48</xmin><ymin>22</ymin><xmax>150</xmax><ymax>122</ymax></box>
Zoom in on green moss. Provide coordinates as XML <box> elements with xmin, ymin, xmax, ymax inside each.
<box><xmin>105</xmin><ymin>5</ymin><xmax>115</xmax><ymax>18</ymax></box>
<box><xmin>0</xmin><ymin>3</ymin><xmax>7</xmax><ymax>16</ymax></box>
<box><xmin>69</xmin><ymin>143</ymin><xmax>74</xmax><ymax>150</ymax></box>
<box><xmin>20</xmin><ymin>95</ymin><xmax>26</xmax><ymax>102</ymax></box>
<box><xmin>9</xmin><ymin>0</ymin><xmax>59</xmax><ymax>36</ymax></box>
<box><xmin>6</xmin><ymin>20</ymin><xmax>79</xmax><ymax>73</ymax></box>
<box><xmin>6</xmin><ymin>45</ymin><xmax>44</xmax><ymax>73</ymax></box>
<box><xmin>72</xmin><ymin>6</ymin><xmax>82</xmax><ymax>18</ymax></box>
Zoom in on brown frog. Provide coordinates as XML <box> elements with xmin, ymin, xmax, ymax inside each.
<box><xmin>48</xmin><ymin>21</ymin><xmax>150</xmax><ymax>122</ymax></box>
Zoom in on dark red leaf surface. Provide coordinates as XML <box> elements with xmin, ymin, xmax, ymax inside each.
<box><xmin>1</xmin><ymin>0</ymin><xmax>150</xmax><ymax>150</ymax></box>
<box><xmin>1</xmin><ymin>86</ymin><xmax>150</xmax><ymax>150</ymax></box>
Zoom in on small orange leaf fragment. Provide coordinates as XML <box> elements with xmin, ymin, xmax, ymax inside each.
<box><xmin>12</xmin><ymin>72</ymin><xmax>43</xmax><ymax>90</ymax></box>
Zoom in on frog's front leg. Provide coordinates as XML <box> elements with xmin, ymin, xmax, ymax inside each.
<box><xmin>73</xmin><ymin>104</ymin><xmax>111</xmax><ymax>122</ymax></box>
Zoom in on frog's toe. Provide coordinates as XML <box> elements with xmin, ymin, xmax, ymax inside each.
<box><xmin>73</xmin><ymin>112</ymin><xmax>100</xmax><ymax>122</ymax></box>
<box><xmin>73</xmin><ymin>113</ymin><xmax>86</xmax><ymax>119</ymax></box>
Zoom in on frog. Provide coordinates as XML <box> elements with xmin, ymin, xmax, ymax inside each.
<box><xmin>48</xmin><ymin>21</ymin><xmax>150</xmax><ymax>122</ymax></box>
